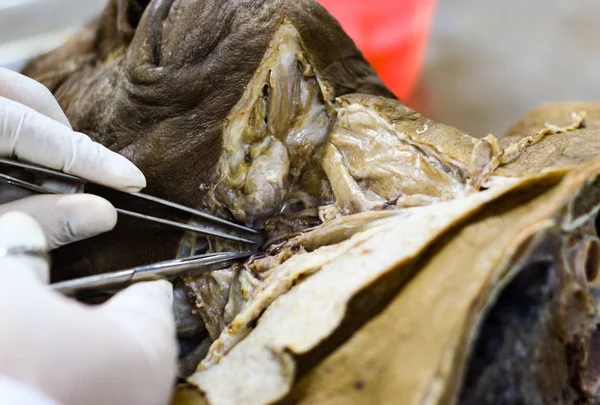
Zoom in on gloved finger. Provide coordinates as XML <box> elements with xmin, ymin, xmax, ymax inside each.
<box><xmin>0</xmin><ymin>67</ymin><xmax>72</xmax><ymax>128</ymax></box>
<box><xmin>0</xmin><ymin>212</ymin><xmax>49</xmax><ymax>284</ymax></box>
<box><xmin>0</xmin><ymin>194</ymin><xmax>117</xmax><ymax>250</ymax></box>
<box><xmin>101</xmin><ymin>280</ymin><xmax>176</xmax><ymax>339</ymax></box>
<box><xmin>98</xmin><ymin>280</ymin><xmax>178</xmax><ymax>403</ymax></box>
<box><xmin>0</xmin><ymin>96</ymin><xmax>146</xmax><ymax>192</ymax></box>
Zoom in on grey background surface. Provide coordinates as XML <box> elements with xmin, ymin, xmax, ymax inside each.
<box><xmin>0</xmin><ymin>0</ymin><xmax>104</xmax><ymax>70</ymax></box>
<box><xmin>1</xmin><ymin>0</ymin><xmax>599</xmax><ymax>139</ymax></box>
<box><xmin>422</xmin><ymin>0</ymin><xmax>600</xmax><ymax>137</ymax></box>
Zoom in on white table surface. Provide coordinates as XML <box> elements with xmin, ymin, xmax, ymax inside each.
<box><xmin>0</xmin><ymin>0</ymin><xmax>106</xmax><ymax>70</ymax></box>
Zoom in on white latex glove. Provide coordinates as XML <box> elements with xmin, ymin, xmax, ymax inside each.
<box><xmin>0</xmin><ymin>212</ymin><xmax>178</xmax><ymax>405</ymax></box>
<box><xmin>0</xmin><ymin>67</ymin><xmax>147</xmax><ymax>249</ymax></box>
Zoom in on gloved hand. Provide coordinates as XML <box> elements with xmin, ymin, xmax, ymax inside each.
<box><xmin>0</xmin><ymin>212</ymin><xmax>177</xmax><ymax>405</ymax></box>
<box><xmin>0</xmin><ymin>67</ymin><xmax>147</xmax><ymax>249</ymax></box>
<box><xmin>0</xmin><ymin>69</ymin><xmax>177</xmax><ymax>404</ymax></box>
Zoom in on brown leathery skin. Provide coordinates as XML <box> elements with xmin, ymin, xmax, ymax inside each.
<box><xmin>503</xmin><ymin>101</ymin><xmax>600</xmax><ymax>142</ymax></box>
<box><xmin>494</xmin><ymin>127</ymin><xmax>600</xmax><ymax>179</ymax></box>
<box><xmin>23</xmin><ymin>0</ymin><xmax>393</xmax><ymax>278</ymax></box>
<box><xmin>495</xmin><ymin>102</ymin><xmax>600</xmax><ymax>181</ymax></box>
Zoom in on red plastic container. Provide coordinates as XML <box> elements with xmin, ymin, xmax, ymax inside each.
<box><xmin>318</xmin><ymin>0</ymin><xmax>436</xmax><ymax>102</ymax></box>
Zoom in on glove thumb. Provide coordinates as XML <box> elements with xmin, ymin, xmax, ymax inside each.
<box><xmin>102</xmin><ymin>280</ymin><xmax>175</xmax><ymax>333</ymax></box>
<box><xmin>101</xmin><ymin>279</ymin><xmax>177</xmax><ymax>350</ymax></box>
<box><xmin>96</xmin><ymin>280</ymin><xmax>178</xmax><ymax>405</ymax></box>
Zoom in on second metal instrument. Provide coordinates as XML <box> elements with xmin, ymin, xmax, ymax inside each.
<box><xmin>51</xmin><ymin>251</ymin><xmax>253</xmax><ymax>297</ymax></box>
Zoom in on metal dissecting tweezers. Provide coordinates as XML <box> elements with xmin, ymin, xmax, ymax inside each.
<box><xmin>0</xmin><ymin>158</ymin><xmax>259</xmax><ymax>297</ymax></box>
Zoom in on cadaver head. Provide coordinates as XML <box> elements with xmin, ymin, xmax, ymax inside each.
<box><xmin>25</xmin><ymin>0</ymin><xmax>392</xmax><ymax>207</ymax></box>
<box><xmin>23</xmin><ymin>0</ymin><xmax>394</xmax><ymax>278</ymax></box>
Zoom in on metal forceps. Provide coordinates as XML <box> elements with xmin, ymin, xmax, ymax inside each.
<box><xmin>0</xmin><ymin>157</ymin><xmax>259</xmax><ymax>296</ymax></box>
<box><xmin>51</xmin><ymin>251</ymin><xmax>252</xmax><ymax>297</ymax></box>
